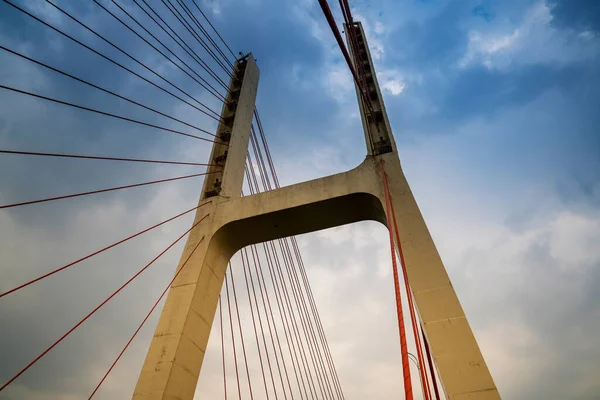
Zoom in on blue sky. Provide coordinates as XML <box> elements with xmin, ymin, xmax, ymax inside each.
<box><xmin>0</xmin><ymin>0</ymin><xmax>599</xmax><ymax>399</ymax></box>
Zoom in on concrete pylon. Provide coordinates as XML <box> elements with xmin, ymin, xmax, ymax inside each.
<box><xmin>133</xmin><ymin>24</ymin><xmax>501</xmax><ymax>400</ymax></box>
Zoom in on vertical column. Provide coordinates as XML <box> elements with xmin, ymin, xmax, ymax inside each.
<box><xmin>345</xmin><ymin>22</ymin><xmax>395</xmax><ymax>156</ymax></box>
<box><xmin>133</xmin><ymin>54</ymin><xmax>259</xmax><ymax>400</ymax></box>
<box><xmin>348</xmin><ymin>20</ymin><xmax>501</xmax><ymax>399</ymax></box>
<box><xmin>202</xmin><ymin>54</ymin><xmax>260</xmax><ymax>199</ymax></box>
<box><xmin>383</xmin><ymin>157</ymin><xmax>501</xmax><ymax>399</ymax></box>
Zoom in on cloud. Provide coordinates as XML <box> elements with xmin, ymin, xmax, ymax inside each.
<box><xmin>450</xmin><ymin>206</ymin><xmax>600</xmax><ymax>399</ymax></box>
<box><xmin>548</xmin><ymin>212</ymin><xmax>600</xmax><ymax>269</ymax></box>
<box><xmin>459</xmin><ymin>1</ymin><xmax>600</xmax><ymax>70</ymax></box>
<box><xmin>379</xmin><ymin>69</ymin><xmax>406</xmax><ymax>95</ymax></box>
<box><xmin>352</xmin><ymin>11</ymin><xmax>385</xmax><ymax>61</ymax></box>
<box><xmin>459</xmin><ymin>29</ymin><xmax>520</xmax><ymax>69</ymax></box>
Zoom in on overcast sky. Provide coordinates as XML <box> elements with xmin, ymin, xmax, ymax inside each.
<box><xmin>1</xmin><ymin>0</ymin><xmax>599</xmax><ymax>399</ymax></box>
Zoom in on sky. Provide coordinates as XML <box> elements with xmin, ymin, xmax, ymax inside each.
<box><xmin>0</xmin><ymin>0</ymin><xmax>599</xmax><ymax>399</ymax></box>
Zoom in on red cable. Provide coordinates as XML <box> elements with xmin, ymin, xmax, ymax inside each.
<box><xmin>251</xmin><ymin>242</ymin><xmax>296</xmax><ymax>398</ymax></box>
<box><xmin>247</xmin><ymin>143</ymin><xmax>331</xmax><ymax>399</ymax></box>
<box><xmin>382</xmin><ymin>163</ymin><xmax>431</xmax><ymax>400</ymax></box>
<box><xmin>381</xmin><ymin>163</ymin><xmax>413</xmax><ymax>400</ymax></box>
<box><xmin>332</xmin><ymin>1</ymin><xmax>379</xmax><ymax>154</ymax></box>
<box><xmin>0</xmin><ymin>84</ymin><xmax>223</xmax><ymax>143</ymax></box>
<box><xmin>250</xmin><ymin>129</ymin><xmax>272</xmax><ymax>190</ymax></box>
<box><xmin>249</xmin><ymin>146</ymin><xmax>334</xmax><ymax>400</ymax></box>
<box><xmin>254</xmin><ymin>110</ymin><xmax>281</xmax><ymax>188</ymax></box>
<box><xmin>249</xmin><ymin>244</ymin><xmax>291</xmax><ymax>399</ymax></box>
<box><xmin>220</xmin><ymin>297</ymin><xmax>227</xmax><ymax>399</ymax></box>
<box><xmin>252</xmin><ymin>111</ymin><xmax>344</xmax><ymax>398</ymax></box>
<box><xmin>188</xmin><ymin>0</ymin><xmax>237</xmax><ymax>60</ymax></box>
<box><xmin>0</xmin><ymin>202</ymin><xmax>210</xmax><ymax>298</ymax></box>
<box><xmin>245</xmin><ymin>164</ymin><xmax>317</xmax><ymax>399</ymax></box>
<box><xmin>88</xmin><ymin>234</ymin><xmax>207</xmax><ymax>398</ymax></box>
<box><xmin>0</xmin><ymin>171</ymin><xmax>218</xmax><ymax>210</ymax></box>
<box><xmin>290</xmin><ymin>237</ymin><xmax>345</xmax><ymax>400</ymax></box>
<box><xmin>269</xmin><ymin>240</ymin><xmax>316</xmax><ymax>400</ymax></box>
<box><xmin>230</xmin><ymin>266</ymin><xmax>254</xmax><ymax>399</ymax></box>
<box><xmin>250</xmin><ymin>113</ymin><xmax>343</xmax><ymax>398</ymax></box>
<box><xmin>176</xmin><ymin>0</ymin><xmax>233</xmax><ymax>68</ymax></box>
<box><xmin>422</xmin><ymin>328</ymin><xmax>440</xmax><ymax>400</ymax></box>
<box><xmin>411</xmin><ymin>302</ymin><xmax>432</xmax><ymax>400</ymax></box>
<box><xmin>240</xmin><ymin>249</ymin><xmax>271</xmax><ymax>399</ymax></box>
<box><xmin>0</xmin><ymin>149</ymin><xmax>218</xmax><ymax>166</ymax></box>
<box><xmin>279</xmin><ymin>238</ymin><xmax>334</xmax><ymax>400</ymax></box>
<box><xmin>263</xmin><ymin>241</ymin><xmax>309</xmax><ymax>400</ymax></box>
<box><xmin>6</xmin><ymin>0</ymin><xmax>225</xmax><ymax>124</ymax></box>
<box><xmin>99</xmin><ymin>0</ymin><xmax>230</xmax><ymax>102</ymax></box>
<box><xmin>0</xmin><ymin>43</ymin><xmax>226</xmax><ymax>126</ymax></box>
<box><xmin>243</xmin><ymin>246</ymin><xmax>279</xmax><ymax>399</ymax></box>
<box><xmin>171</xmin><ymin>0</ymin><xmax>233</xmax><ymax>74</ymax></box>
<box><xmin>316</xmin><ymin>0</ymin><xmax>375</xmax><ymax>117</ymax></box>
<box><xmin>389</xmin><ymin>218</ymin><xmax>432</xmax><ymax>400</ymax></box>
<box><xmin>249</xmin><ymin>124</ymin><xmax>341</xmax><ymax>399</ymax></box>
<box><xmin>340</xmin><ymin>0</ymin><xmax>380</xmax><ymax>154</ymax></box>
<box><xmin>244</xmin><ymin>156</ymin><xmax>310</xmax><ymax>399</ymax></box>
<box><xmin>340</xmin><ymin>0</ymin><xmax>353</xmax><ymax>24</ymax></box>
<box><xmin>337</xmin><ymin>0</ymin><xmax>350</xmax><ymax>24</ymax></box>
<box><xmin>0</xmin><ymin>213</ymin><xmax>209</xmax><ymax>392</ymax></box>
<box><xmin>160</xmin><ymin>0</ymin><xmax>233</xmax><ymax>78</ymax></box>
<box><xmin>131</xmin><ymin>0</ymin><xmax>230</xmax><ymax>93</ymax></box>
<box><xmin>248</xmin><ymin>133</ymin><xmax>314</xmax><ymax>399</ymax></box>
<box><xmin>255</xmin><ymin>111</ymin><xmax>280</xmax><ymax>187</ymax></box>
<box><xmin>276</xmin><ymin>237</ymin><xmax>328</xmax><ymax>400</ymax></box>
<box><xmin>224</xmin><ymin>271</ymin><xmax>242</xmax><ymax>399</ymax></box>
<box><xmin>284</xmin><ymin>238</ymin><xmax>338</xmax><ymax>400</ymax></box>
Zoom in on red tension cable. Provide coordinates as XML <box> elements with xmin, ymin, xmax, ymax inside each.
<box><xmin>253</xmin><ymin>110</ymin><xmax>345</xmax><ymax>399</ymax></box>
<box><xmin>381</xmin><ymin>163</ymin><xmax>414</xmax><ymax>400</ymax></box>
<box><xmin>0</xmin><ymin>214</ymin><xmax>210</xmax><ymax>392</ymax></box>
<box><xmin>0</xmin><ymin>149</ymin><xmax>218</xmax><ymax>167</ymax></box>
<box><xmin>230</xmin><ymin>266</ymin><xmax>255</xmax><ymax>399</ymax></box>
<box><xmin>220</xmin><ymin>296</ymin><xmax>227</xmax><ymax>399</ymax></box>
<box><xmin>0</xmin><ymin>171</ymin><xmax>218</xmax><ymax>210</ymax></box>
<box><xmin>0</xmin><ymin>84</ymin><xmax>223</xmax><ymax>142</ymax></box>
<box><xmin>422</xmin><ymin>328</ymin><xmax>441</xmax><ymax>400</ymax></box>
<box><xmin>0</xmin><ymin>43</ymin><xmax>226</xmax><ymax>126</ymax></box>
<box><xmin>382</xmin><ymin>164</ymin><xmax>432</xmax><ymax>400</ymax></box>
<box><xmin>317</xmin><ymin>0</ymin><xmax>375</xmax><ymax>115</ymax></box>
<box><xmin>88</xmin><ymin>234</ymin><xmax>207</xmax><ymax>398</ymax></box>
<box><xmin>0</xmin><ymin>202</ymin><xmax>210</xmax><ymax>298</ymax></box>
<box><xmin>225</xmin><ymin>270</ymin><xmax>243</xmax><ymax>399</ymax></box>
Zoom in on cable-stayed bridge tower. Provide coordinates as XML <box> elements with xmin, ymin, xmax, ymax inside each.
<box><xmin>134</xmin><ymin>17</ymin><xmax>501</xmax><ymax>400</ymax></box>
<box><xmin>0</xmin><ymin>1</ymin><xmax>501</xmax><ymax>399</ymax></box>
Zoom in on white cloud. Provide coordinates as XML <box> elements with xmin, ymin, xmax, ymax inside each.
<box><xmin>326</xmin><ymin>62</ymin><xmax>354</xmax><ymax>103</ymax></box>
<box><xmin>382</xmin><ymin>77</ymin><xmax>406</xmax><ymax>96</ymax></box>
<box><xmin>549</xmin><ymin>212</ymin><xmax>600</xmax><ymax>269</ymax></box>
<box><xmin>352</xmin><ymin>11</ymin><xmax>385</xmax><ymax>61</ymax></box>
<box><xmin>459</xmin><ymin>1</ymin><xmax>600</xmax><ymax>70</ymax></box>
<box><xmin>459</xmin><ymin>30</ymin><xmax>520</xmax><ymax>69</ymax></box>
<box><xmin>22</xmin><ymin>0</ymin><xmax>65</xmax><ymax>27</ymax></box>
<box><xmin>378</xmin><ymin>69</ymin><xmax>407</xmax><ymax>96</ymax></box>
<box><xmin>202</xmin><ymin>0</ymin><xmax>223</xmax><ymax>16</ymax></box>
<box><xmin>579</xmin><ymin>30</ymin><xmax>595</xmax><ymax>40</ymax></box>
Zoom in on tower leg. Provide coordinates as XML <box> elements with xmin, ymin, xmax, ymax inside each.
<box><xmin>383</xmin><ymin>156</ymin><xmax>500</xmax><ymax>400</ymax></box>
<box><xmin>132</xmin><ymin>55</ymin><xmax>259</xmax><ymax>400</ymax></box>
<box><xmin>132</xmin><ymin>207</ymin><xmax>226</xmax><ymax>400</ymax></box>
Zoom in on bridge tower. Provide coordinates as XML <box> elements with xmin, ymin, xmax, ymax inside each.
<box><xmin>133</xmin><ymin>23</ymin><xmax>501</xmax><ymax>400</ymax></box>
